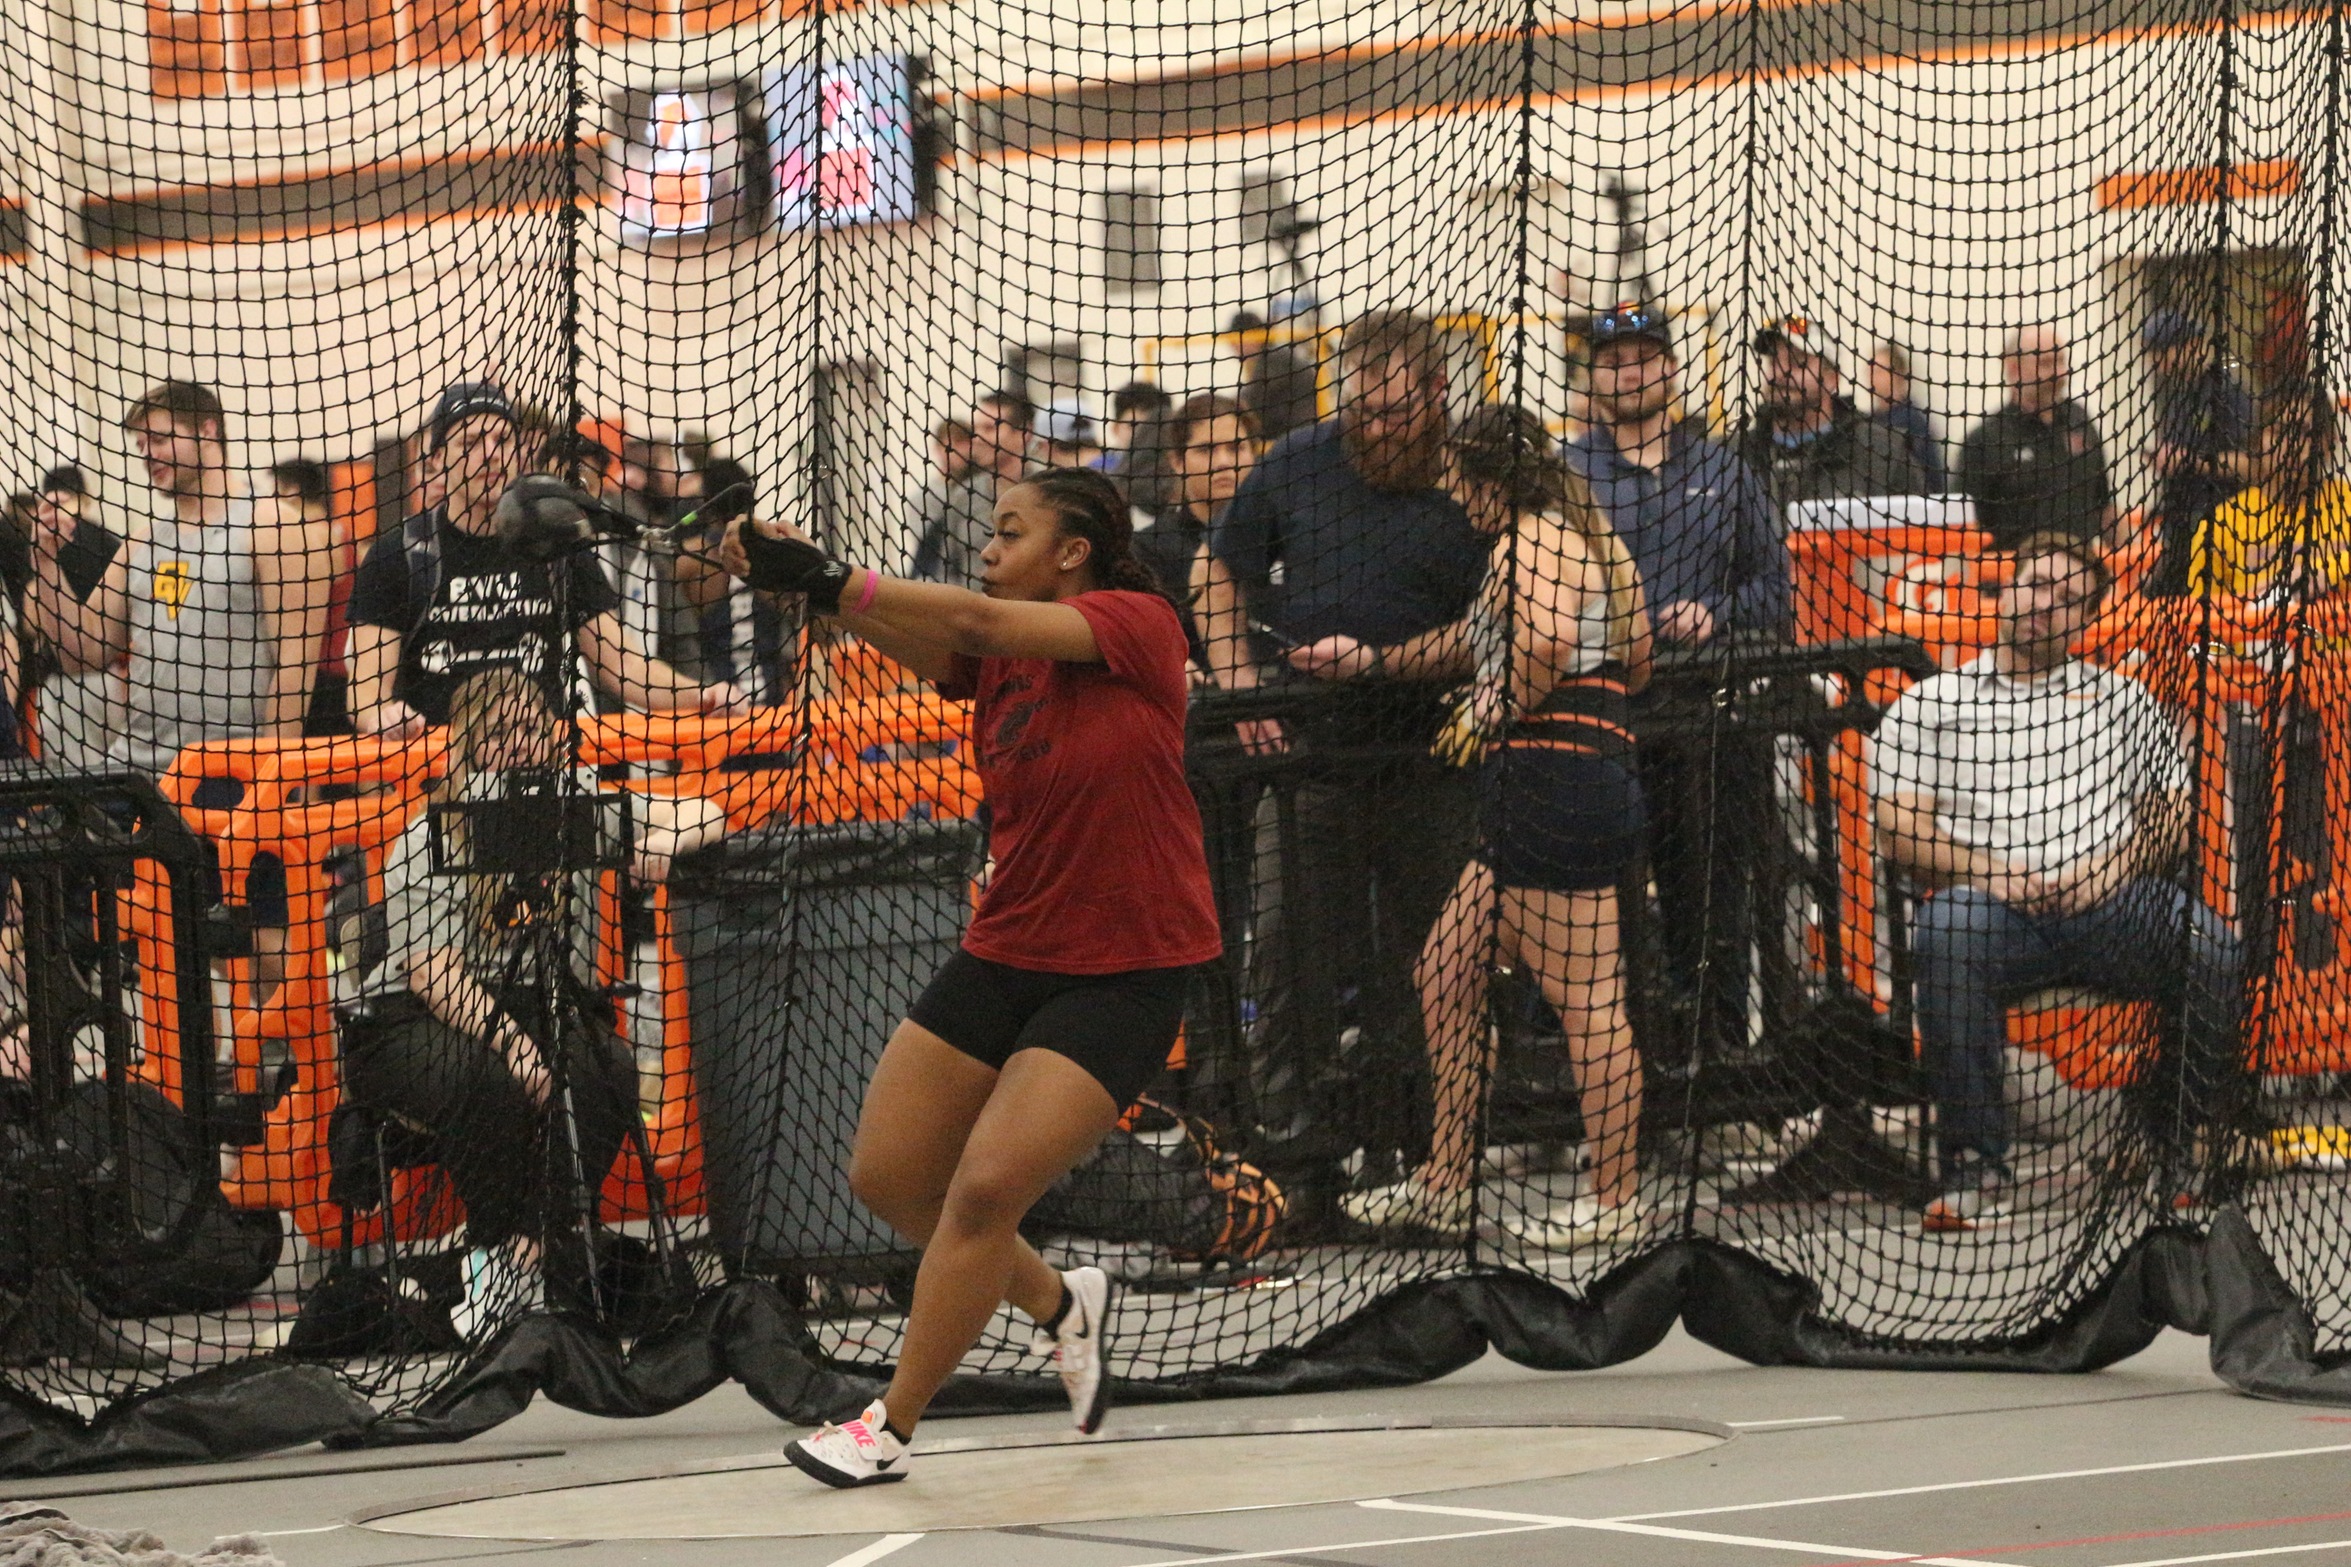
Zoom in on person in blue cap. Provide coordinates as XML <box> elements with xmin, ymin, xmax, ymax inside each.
<box><xmin>2140</xmin><ymin>307</ymin><xmax>2253</xmax><ymax>597</ymax></box>
<box><xmin>1566</xmin><ymin>302</ymin><xmax>1789</xmax><ymax>1069</ymax></box>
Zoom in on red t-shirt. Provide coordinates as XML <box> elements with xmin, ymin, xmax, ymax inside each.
<box><xmin>939</xmin><ymin>590</ymin><xmax>1222</xmax><ymax>974</ymax></box>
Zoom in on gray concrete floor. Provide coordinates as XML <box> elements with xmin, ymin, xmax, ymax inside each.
<box><xmin>22</xmin><ymin>1327</ymin><xmax>2351</xmax><ymax>1567</ymax></box>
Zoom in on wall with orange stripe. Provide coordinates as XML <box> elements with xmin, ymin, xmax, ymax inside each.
<box><xmin>0</xmin><ymin>0</ymin><xmax>2334</xmax><ymax>568</ymax></box>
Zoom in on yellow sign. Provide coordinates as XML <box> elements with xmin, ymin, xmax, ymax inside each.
<box><xmin>153</xmin><ymin>561</ymin><xmax>191</xmax><ymax>620</ymax></box>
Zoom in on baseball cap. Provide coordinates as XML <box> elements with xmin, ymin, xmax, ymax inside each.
<box><xmin>1041</xmin><ymin>396</ymin><xmax>1096</xmax><ymax>447</ymax></box>
<box><xmin>428</xmin><ymin>381</ymin><xmax>519</xmax><ymax>451</ymax></box>
<box><xmin>2141</xmin><ymin>308</ymin><xmax>2200</xmax><ymax>350</ymax></box>
<box><xmin>1590</xmin><ymin>301</ymin><xmax>1673</xmax><ymax>353</ymax></box>
<box><xmin>1751</xmin><ymin>313</ymin><xmax>1820</xmax><ymax>357</ymax></box>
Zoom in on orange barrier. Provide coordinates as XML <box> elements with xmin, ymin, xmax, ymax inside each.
<box><xmin>1874</xmin><ymin>551</ymin><xmax>2010</xmax><ymax>668</ymax></box>
<box><xmin>147</xmin><ymin>738</ymin><xmax>443</xmax><ymax>1244</ymax></box>
<box><xmin>2006</xmin><ymin>999</ymin><xmax>2159</xmax><ymax>1093</ymax></box>
<box><xmin>1788</xmin><ymin>524</ymin><xmax>1990</xmax><ymax>647</ymax></box>
<box><xmin>2252</xmin><ymin>655</ymin><xmax>2351</xmax><ymax>1076</ymax></box>
<box><xmin>125</xmin><ymin>687</ymin><xmax>979</xmax><ymax>1248</ymax></box>
<box><xmin>579</xmin><ymin>699</ymin><xmax>976</xmax><ymax>830</ymax></box>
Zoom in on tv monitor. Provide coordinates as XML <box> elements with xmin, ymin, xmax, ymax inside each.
<box><xmin>764</xmin><ymin>53</ymin><xmax>927</xmax><ymax>230</ymax></box>
<box><xmin>612</xmin><ymin>84</ymin><xmax>746</xmax><ymax>242</ymax></box>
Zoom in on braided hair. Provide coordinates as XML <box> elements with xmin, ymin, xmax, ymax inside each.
<box><xmin>1018</xmin><ymin>464</ymin><xmax>1164</xmax><ymax>596</ymax></box>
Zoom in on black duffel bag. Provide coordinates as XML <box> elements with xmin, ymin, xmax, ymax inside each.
<box><xmin>0</xmin><ymin>1080</ymin><xmax>282</xmax><ymax>1318</ymax></box>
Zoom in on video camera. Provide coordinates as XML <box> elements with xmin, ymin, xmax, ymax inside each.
<box><xmin>492</xmin><ymin>474</ymin><xmax>752</xmax><ymax>564</ymax></box>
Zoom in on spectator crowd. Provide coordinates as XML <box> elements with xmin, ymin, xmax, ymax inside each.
<box><xmin>0</xmin><ymin>292</ymin><xmax>2321</xmax><ymax>1287</ymax></box>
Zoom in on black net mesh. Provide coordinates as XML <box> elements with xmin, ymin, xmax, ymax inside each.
<box><xmin>3</xmin><ymin>0</ymin><xmax>2351</xmax><ymax>1461</ymax></box>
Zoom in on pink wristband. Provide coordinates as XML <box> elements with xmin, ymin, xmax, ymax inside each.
<box><xmin>852</xmin><ymin>568</ymin><xmax>881</xmax><ymax>615</ymax></box>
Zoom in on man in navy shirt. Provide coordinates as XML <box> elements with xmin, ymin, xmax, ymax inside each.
<box><xmin>1200</xmin><ymin>313</ymin><xmax>1488</xmax><ymax>1219</ymax></box>
<box><xmin>1569</xmin><ymin>303</ymin><xmax>1793</xmax><ymax>1060</ymax></box>
<box><xmin>1568</xmin><ymin>305</ymin><xmax>1790</xmax><ymax>645</ymax></box>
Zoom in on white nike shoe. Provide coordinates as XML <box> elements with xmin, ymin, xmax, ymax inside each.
<box><xmin>784</xmin><ymin>1401</ymin><xmax>909</xmax><ymax>1488</ymax></box>
<box><xmin>1029</xmin><ymin>1265</ymin><xmax>1112</xmax><ymax>1434</ymax></box>
<box><xmin>1502</xmin><ymin>1195</ymin><xmax>1652</xmax><ymax>1251</ymax></box>
<box><xmin>1340</xmin><ymin>1177</ymin><xmax>1473</xmax><ymax>1238</ymax></box>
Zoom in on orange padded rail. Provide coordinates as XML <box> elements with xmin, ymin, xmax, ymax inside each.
<box><xmin>1790</xmin><ymin>523</ymin><xmax>1993</xmax><ymax>648</ymax></box>
<box><xmin>147</xmin><ymin>738</ymin><xmax>444</xmax><ymax>1242</ymax></box>
<box><xmin>138</xmin><ymin>687</ymin><xmax>980</xmax><ymax>1244</ymax></box>
<box><xmin>575</xmin><ymin>696</ymin><xmax>972</xmax><ymax>771</ymax></box>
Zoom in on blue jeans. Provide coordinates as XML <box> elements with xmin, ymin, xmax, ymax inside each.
<box><xmin>1909</xmin><ymin>879</ymin><xmax>2241</xmax><ymax>1182</ymax></box>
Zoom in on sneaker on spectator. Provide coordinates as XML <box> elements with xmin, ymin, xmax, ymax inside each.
<box><xmin>1922</xmin><ymin>1160</ymin><xmax>2011</xmax><ymax>1234</ymax></box>
<box><xmin>1340</xmin><ymin>1177</ymin><xmax>1472</xmax><ymax>1238</ymax></box>
<box><xmin>448</xmin><ymin>1242</ymin><xmax>540</xmax><ymax>1342</ymax></box>
<box><xmin>1502</xmin><ymin>1195</ymin><xmax>1651</xmax><ymax>1251</ymax></box>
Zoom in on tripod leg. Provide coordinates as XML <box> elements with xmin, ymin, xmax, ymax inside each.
<box><xmin>553</xmin><ymin>1080</ymin><xmax>605</xmax><ymax>1320</ymax></box>
<box><xmin>617</xmin><ymin>1090</ymin><xmax>695</xmax><ymax>1308</ymax></box>
<box><xmin>375</xmin><ymin>1121</ymin><xmax>402</xmax><ymax>1296</ymax></box>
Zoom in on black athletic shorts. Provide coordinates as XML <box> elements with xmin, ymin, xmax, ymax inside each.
<box><xmin>908</xmin><ymin>949</ymin><xmax>1192</xmax><ymax>1111</ymax></box>
<box><xmin>1479</xmin><ymin>747</ymin><xmax>1646</xmax><ymax>893</ymax></box>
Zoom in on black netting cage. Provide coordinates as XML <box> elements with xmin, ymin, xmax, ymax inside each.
<box><xmin>4</xmin><ymin>0</ymin><xmax>2351</xmax><ymax>1477</ymax></box>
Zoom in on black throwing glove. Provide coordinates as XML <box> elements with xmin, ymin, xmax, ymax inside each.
<box><xmin>739</xmin><ymin>525</ymin><xmax>854</xmax><ymax>613</ymax></box>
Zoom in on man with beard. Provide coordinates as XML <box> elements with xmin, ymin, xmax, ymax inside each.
<box><xmin>1227</xmin><ymin>311</ymin><xmax>1322</xmax><ymax>445</ymax></box>
<box><xmin>1738</xmin><ymin>316</ymin><xmax>1925</xmax><ymax>508</ymax></box>
<box><xmin>1201</xmin><ymin>312</ymin><xmax>1488</xmax><ymax>1224</ymax></box>
<box><xmin>1956</xmin><ymin>326</ymin><xmax>2117</xmax><ymax>551</ymax></box>
<box><xmin>1566</xmin><ymin>304</ymin><xmax>1789</xmax><ymax>1063</ymax></box>
<box><xmin>1872</xmin><ymin>533</ymin><xmax>2238</xmax><ymax>1232</ymax></box>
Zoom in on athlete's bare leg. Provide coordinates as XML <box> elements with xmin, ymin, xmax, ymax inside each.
<box><xmin>1504</xmin><ymin>886</ymin><xmax>1641</xmax><ymax>1207</ymax></box>
<box><xmin>849</xmin><ymin>1021</ymin><xmax>997</xmax><ymax>1243</ymax></box>
<box><xmin>848</xmin><ymin>1025</ymin><xmax>1115</xmax><ymax>1434</ymax></box>
<box><xmin>859</xmin><ymin>1041</ymin><xmax>1117</xmax><ymax>1434</ymax></box>
<box><xmin>1415</xmin><ymin>860</ymin><xmax>1499</xmax><ymax>1196</ymax></box>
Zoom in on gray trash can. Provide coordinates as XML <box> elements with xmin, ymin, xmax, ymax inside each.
<box><xmin>671</xmin><ymin>818</ymin><xmax>981</xmax><ymax>1277</ymax></box>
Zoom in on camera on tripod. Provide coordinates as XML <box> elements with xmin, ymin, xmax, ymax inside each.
<box><xmin>425</xmin><ymin>770</ymin><xmax>630</xmax><ymax>877</ymax></box>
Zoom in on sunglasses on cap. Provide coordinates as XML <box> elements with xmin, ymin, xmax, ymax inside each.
<box><xmin>1591</xmin><ymin>302</ymin><xmax>1671</xmax><ymax>347</ymax></box>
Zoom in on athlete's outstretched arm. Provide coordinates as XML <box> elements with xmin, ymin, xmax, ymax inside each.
<box><xmin>846</xmin><ymin>571</ymin><xmax>1100</xmax><ymax>663</ymax></box>
<box><xmin>722</xmin><ymin>519</ymin><xmax>1103</xmax><ymax>667</ymax></box>
<box><xmin>718</xmin><ymin>519</ymin><xmax>962</xmax><ymax>682</ymax></box>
